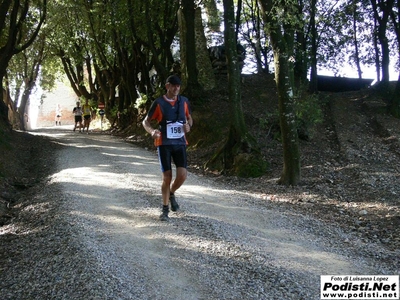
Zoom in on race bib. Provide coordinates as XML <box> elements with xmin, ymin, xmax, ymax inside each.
<box><xmin>166</xmin><ymin>121</ymin><xmax>184</xmax><ymax>139</ymax></box>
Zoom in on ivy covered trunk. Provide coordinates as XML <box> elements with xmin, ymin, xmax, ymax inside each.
<box><xmin>258</xmin><ymin>0</ymin><xmax>301</xmax><ymax>185</ymax></box>
<box><xmin>178</xmin><ymin>8</ymin><xmax>215</xmax><ymax>93</ymax></box>
<box><xmin>274</xmin><ymin>52</ymin><xmax>301</xmax><ymax>185</ymax></box>
<box><xmin>206</xmin><ymin>0</ymin><xmax>266</xmax><ymax>178</ymax></box>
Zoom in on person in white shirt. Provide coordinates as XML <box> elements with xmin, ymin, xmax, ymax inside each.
<box><xmin>55</xmin><ymin>104</ymin><xmax>62</xmax><ymax>126</ymax></box>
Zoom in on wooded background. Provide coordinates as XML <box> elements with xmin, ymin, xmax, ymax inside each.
<box><xmin>0</xmin><ymin>0</ymin><xmax>399</xmax><ymax>183</ymax></box>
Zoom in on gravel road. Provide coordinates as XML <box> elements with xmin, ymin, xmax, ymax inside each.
<box><xmin>1</xmin><ymin>127</ymin><xmax>398</xmax><ymax>300</ymax></box>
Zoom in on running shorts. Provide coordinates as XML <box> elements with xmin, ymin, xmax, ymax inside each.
<box><xmin>157</xmin><ymin>144</ymin><xmax>187</xmax><ymax>172</ymax></box>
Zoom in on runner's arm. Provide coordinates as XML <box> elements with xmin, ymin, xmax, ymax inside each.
<box><xmin>142</xmin><ymin>116</ymin><xmax>160</xmax><ymax>139</ymax></box>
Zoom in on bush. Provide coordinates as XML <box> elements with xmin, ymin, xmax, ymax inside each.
<box><xmin>234</xmin><ymin>153</ymin><xmax>268</xmax><ymax>178</ymax></box>
<box><xmin>294</xmin><ymin>93</ymin><xmax>324</xmax><ymax>138</ymax></box>
<box><xmin>259</xmin><ymin>93</ymin><xmax>324</xmax><ymax>141</ymax></box>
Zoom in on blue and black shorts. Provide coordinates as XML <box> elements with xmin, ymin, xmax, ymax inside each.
<box><xmin>157</xmin><ymin>144</ymin><xmax>187</xmax><ymax>172</ymax></box>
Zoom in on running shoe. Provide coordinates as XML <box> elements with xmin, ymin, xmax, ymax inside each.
<box><xmin>170</xmin><ymin>194</ymin><xmax>180</xmax><ymax>212</ymax></box>
<box><xmin>159</xmin><ymin>206</ymin><xmax>169</xmax><ymax>221</ymax></box>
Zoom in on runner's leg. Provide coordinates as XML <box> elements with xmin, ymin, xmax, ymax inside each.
<box><xmin>170</xmin><ymin>167</ymin><xmax>187</xmax><ymax>194</ymax></box>
<box><xmin>161</xmin><ymin>170</ymin><xmax>173</xmax><ymax>206</ymax></box>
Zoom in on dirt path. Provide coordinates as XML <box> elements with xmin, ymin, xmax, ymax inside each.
<box><xmin>0</xmin><ymin>123</ymin><xmax>398</xmax><ymax>299</ymax></box>
<box><xmin>0</xmin><ymin>126</ymin><xmax>389</xmax><ymax>299</ymax></box>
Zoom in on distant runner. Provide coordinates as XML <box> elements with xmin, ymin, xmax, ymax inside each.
<box><xmin>55</xmin><ymin>104</ymin><xmax>62</xmax><ymax>126</ymax></box>
<box><xmin>82</xmin><ymin>99</ymin><xmax>92</xmax><ymax>133</ymax></box>
<box><xmin>72</xmin><ymin>101</ymin><xmax>83</xmax><ymax>133</ymax></box>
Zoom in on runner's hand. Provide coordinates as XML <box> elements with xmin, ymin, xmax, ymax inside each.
<box><xmin>183</xmin><ymin>123</ymin><xmax>191</xmax><ymax>133</ymax></box>
<box><xmin>152</xmin><ymin>129</ymin><xmax>161</xmax><ymax>139</ymax></box>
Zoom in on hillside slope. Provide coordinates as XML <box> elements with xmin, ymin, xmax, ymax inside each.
<box><xmin>186</xmin><ymin>74</ymin><xmax>400</xmax><ymax>253</ymax></box>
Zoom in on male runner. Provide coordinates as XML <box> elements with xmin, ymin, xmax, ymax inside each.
<box><xmin>142</xmin><ymin>75</ymin><xmax>193</xmax><ymax>221</ymax></box>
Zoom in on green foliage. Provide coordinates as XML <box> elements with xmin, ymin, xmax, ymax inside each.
<box><xmin>259</xmin><ymin>93</ymin><xmax>323</xmax><ymax>140</ymax></box>
<box><xmin>109</xmin><ymin>105</ymin><xmax>122</xmax><ymax>119</ymax></box>
<box><xmin>259</xmin><ymin>110</ymin><xmax>281</xmax><ymax>141</ymax></box>
<box><xmin>135</xmin><ymin>94</ymin><xmax>148</xmax><ymax>110</ymax></box>
<box><xmin>43</xmin><ymin>0</ymin><xmax>181</xmax><ymax>127</ymax></box>
<box><xmin>154</xmin><ymin>86</ymin><xmax>167</xmax><ymax>99</ymax></box>
<box><xmin>259</xmin><ymin>110</ymin><xmax>279</xmax><ymax>130</ymax></box>
<box><xmin>294</xmin><ymin>93</ymin><xmax>323</xmax><ymax>129</ymax></box>
<box><xmin>234</xmin><ymin>153</ymin><xmax>268</xmax><ymax>178</ymax></box>
<box><xmin>188</xmin><ymin>111</ymin><xmax>224</xmax><ymax>149</ymax></box>
<box><xmin>294</xmin><ymin>93</ymin><xmax>324</xmax><ymax>140</ymax></box>
<box><xmin>40</xmin><ymin>62</ymin><xmax>64</xmax><ymax>92</ymax></box>
<box><xmin>203</xmin><ymin>0</ymin><xmax>221</xmax><ymax>32</ymax></box>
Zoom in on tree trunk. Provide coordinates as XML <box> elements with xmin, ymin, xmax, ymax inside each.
<box><xmin>181</xmin><ymin>0</ymin><xmax>202</xmax><ymax>99</ymax></box>
<box><xmin>0</xmin><ymin>89</ymin><xmax>10</xmax><ymax>129</ymax></box>
<box><xmin>309</xmin><ymin>0</ymin><xmax>318</xmax><ymax>93</ymax></box>
<box><xmin>17</xmin><ymin>81</ymin><xmax>35</xmax><ymax>131</ymax></box>
<box><xmin>378</xmin><ymin>27</ymin><xmax>391</xmax><ymax>83</ymax></box>
<box><xmin>0</xmin><ymin>69</ymin><xmax>10</xmax><ymax>127</ymax></box>
<box><xmin>373</xmin><ymin>19</ymin><xmax>381</xmax><ymax>82</ymax></box>
<box><xmin>352</xmin><ymin>1</ymin><xmax>362</xmax><ymax>79</ymax></box>
<box><xmin>224</xmin><ymin>0</ymin><xmax>245</xmax><ymax>141</ymax></box>
<box><xmin>258</xmin><ymin>0</ymin><xmax>301</xmax><ymax>185</ymax></box>
<box><xmin>370</xmin><ymin>0</ymin><xmax>394</xmax><ymax>83</ymax></box>
<box><xmin>275</xmin><ymin>53</ymin><xmax>301</xmax><ymax>185</ymax></box>
<box><xmin>206</xmin><ymin>0</ymin><xmax>265</xmax><ymax>177</ymax></box>
<box><xmin>390</xmin><ymin>74</ymin><xmax>400</xmax><ymax>118</ymax></box>
<box><xmin>0</xmin><ymin>0</ymin><xmax>46</xmax><ymax>129</ymax></box>
<box><xmin>294</xmin><ymin>0</ymin><xmax>308</xmax><ymax>89</ymax></box>
<box><xmin>194</xmin><ymin>8</ymin><xmax>216</xmax><ymax>91</ymax></box>
<box><xmin>388</xmin><ymin>0</ymin><xmax>400</xmax><ymax>118</ymax></box>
